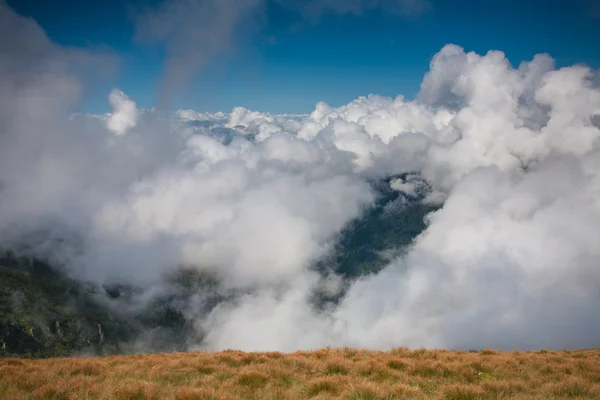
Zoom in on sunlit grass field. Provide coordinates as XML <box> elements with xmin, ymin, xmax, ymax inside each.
<box><xmin>1</xmin><ymin>347</ymin><xmax>599</xmax><ymax>399</ymax></box>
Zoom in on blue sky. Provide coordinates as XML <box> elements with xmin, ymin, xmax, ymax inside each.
<box><xmin>7</xmin><ymin>0</ymin><xmax>600</xmax><ymax>114</ymax></box>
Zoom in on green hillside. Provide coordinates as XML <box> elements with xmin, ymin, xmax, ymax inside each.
<box><xmin>0</xmin><ymin>260</ymin><xmax>134</xmax><ymax>358</ymax></box>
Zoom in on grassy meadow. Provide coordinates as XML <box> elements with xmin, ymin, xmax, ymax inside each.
<box><xmin>1</xmin><ymin>347</ymin><xmax>599</xmax><ymax>399</ymax></box>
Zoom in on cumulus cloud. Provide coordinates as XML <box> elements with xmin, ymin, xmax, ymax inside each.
<box><xmin>92</xmin><ymin>132</ymin><xmax>373</xmax><ymax>288</ymax></box>
<box><xmin>2</xmin><ymin>0</ymin><xmax>600</xmax><ymax>353</ymax></box>
<box><xmin>192</xmin><ymin>45</ymin><xmax>600</xmax><ymax>352</ymax></box>
<box><xmin>106</xmin><ymin>89</ymin><xmax>139</xmax><ymax>135</ymax></box>
<box><xmin>330</xmin><ymin>158</ymin><xmax>600</xmax><ymax>349</ymax></box>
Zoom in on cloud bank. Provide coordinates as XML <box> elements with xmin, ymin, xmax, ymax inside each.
<box><xmin>2</xmin><ymin>2</ymin><xmax>600</xmax><ymax>352</ymax></box>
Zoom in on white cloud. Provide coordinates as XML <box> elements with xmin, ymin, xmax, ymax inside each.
<box><xmin>93</xmin><ymin>131</ymin><xmax>373</xmax><ymax>288</ymax></box>
<box><xmin>106</xmin><ymin>89</ymin><xmax>139</xmax><ymax>136</ymax></box>
<box><xmin>177</xmin><ymin>109</ymin><xmax>226</xmax><ymax>122</ymax></box>
<box><xmin>191</xmin><ymin>45</ymin><xmax>600</xmax><ymax>352</ymax></box>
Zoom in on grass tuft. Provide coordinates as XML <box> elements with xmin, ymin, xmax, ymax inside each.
<box><xmin>307</xmin><ymin>377</ymin><xmax>342</xmax><ymax>396</ymax></box>
<box><xmin>236</xmin><ymin>371</ymin><xmax>269</xmax><ymax>388</ymax></box>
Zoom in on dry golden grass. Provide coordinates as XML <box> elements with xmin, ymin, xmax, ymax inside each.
<box><xmin>1</xmin><ymin>348</ymin><xmax>600</xmax><ymax>399</ymax></box>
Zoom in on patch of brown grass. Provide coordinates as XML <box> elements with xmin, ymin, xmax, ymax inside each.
<box><xmin>306</xmin><ymin>377</ymin><xmax>344</xmax><ymax>396</ymax></box>
<box><xmin>1</xmin><ymin>348</ymin><xmax>600</xmax><ymax>399</ymax></box>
